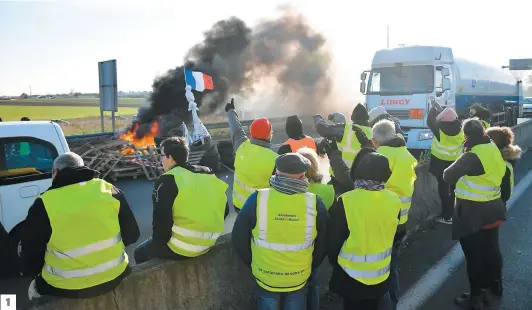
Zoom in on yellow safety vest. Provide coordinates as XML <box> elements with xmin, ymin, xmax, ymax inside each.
<box><xmin>331</xmin><ymin>123</ymin><xmax>373</xmax><ymax>176</ymax></box>
<box><xmin>482</xmin><ymin>120</ymin><xmax>490</xmax><ymax>129</ymax></box>
<box><xmin>40</xmin><ymin>179</ymin><xmax>128</xmax><ymax>290</ymax></box>
<box><xmin>377</xmin><ymin>146</ymin><xmax>418</xmax><ymax>226</ymax></box>
<box><xmin>308</xmin><ymin>182</ymin><xmax>335</xmax><ymax>210</ymax></box>
<box><xmin>233</xmin><ymin>139</ymin><xmax>277</xmax><ymax>209</ymax></box>
<box><xmin>251</xmin><ymin>188</ymin><xmax>317</xmax><ymax>292</ymax></box>
<box><xmin>164</xmin><ymin>166</ymin><xmax>228</xmax><ymax>257</ymax></box>
<box><xmin>505</xmin><ymin>161</ymin><xmax>514</xmax><ymax>196</ymax></box>
<box><xmin>455</xmin><ymin>142</ymin><xmax>506</xmax><ymax>202</ymax></box>
<box><xmin>430</xmin><ymin>129</ymin><xmax>464</xmax><ymax>161</ymax></box>
<box><xmin>338</xmin><ymin>189</ymin><xmax>400</xmax><ymax>285</ymax></box>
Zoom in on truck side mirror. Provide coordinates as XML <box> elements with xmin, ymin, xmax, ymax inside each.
<box><xmin>442</xmin><ymin>67</ymin><xmax>450</xmax><ymax>77</ymax></box>
<box><xmin>361</xmin><ymin>72</ymin><xmax>367</xmax><ymax>81</ymax></box>
<box><xmin>443</xmin><ymin>78</ymin><xmax>451</xmax><ymax>91</ymax></box>
<box><xmin>360</xmin><ymin>81</ymin><xmax>367</xmax><ymax>94</ymax></box>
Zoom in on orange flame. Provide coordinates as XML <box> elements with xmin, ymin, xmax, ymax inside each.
<box><xmin>120</xmin><ymin>121</ymin><xmax>159</xmax><ymax>154</ymax></box>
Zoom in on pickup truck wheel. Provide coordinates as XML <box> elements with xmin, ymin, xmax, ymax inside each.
<box><xmin>8</xmin><ymin>223</ymin><xmax>24</xmax><ymax>259</ymax></box>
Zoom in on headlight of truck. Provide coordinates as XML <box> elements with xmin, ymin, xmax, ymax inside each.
<box><xmin>418</xmin><ymin>131</ymin><xmax>434</xmax><ymax>141</ymax></box>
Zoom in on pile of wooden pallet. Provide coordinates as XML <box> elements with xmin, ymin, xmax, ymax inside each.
<box><xmin>72</xmin><ymin>140</ymin><xmax>163</xmax><ymax>182</ymax></box>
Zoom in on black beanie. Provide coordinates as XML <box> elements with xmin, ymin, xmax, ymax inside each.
<box><xmin>285</xmin><ymin>115</ymin><xmax>303</xmax><ymax>139</ymax></box>
<box><xmin>350</xmin><ymin>150</ymin><xmax>392</xmax><ymax>182</ymax></box>
<box><xmin>351</xmin><ymin>104</ymin><xmax>369</xmax><ymax>124</ymax></box>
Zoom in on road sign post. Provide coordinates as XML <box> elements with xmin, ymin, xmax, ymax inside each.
<box><xmin>98</xmin><ymin>59</ymin><xmax>118</xmax><ymax>132</ymax></box>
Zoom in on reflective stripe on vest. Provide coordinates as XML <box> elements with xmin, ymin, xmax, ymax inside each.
<box><xmin>47</xmin><ymin>233</ymin><xmax>122</xmax><ymax>259</ymax></box>
<box><xmin>233</xmin><ymin>140</ymin><xmax>277</xmax><ymax>209</ymax></box>
<box><xmin>45</xmin><ymin>253</ymin><xmax>126</xmax><ymax>279</ymax></box>
<box><xmin>251</xmin><ymin>189</ymin><xmax>317</xmax><ymax>292</ymax></box>
<box><xmin>430</xmin><ymin>129</ymin><xmax>464</xmax><ymax>161</ymax></box>
<box><xmin>40</xmin><ymin>179</ymin><xmax>128</xmax><ymax>289</ymax></box>
<box><xmin>164</xmin><ymin>166</ymin><xmax>228</xmax><ymax>257</ymax></box>
<box><xmin>455</xmin><ymin>142</ymin><xmax>506</xmax><ymax>202</ymax></box>
<box><xmin>283</xmin><ymin>136</ymin><xmax>316</xmax><ymax>153</ymax></box>
<box><xmin>376</xmin><ymin>146</ymin><xmax>417</xmax><ymax>225</ymax></box>
<box><xmin>331</xmin><ymin>123</ymin><xmax>372</xmax><ymax>176</ymax></box>
<box><xmin>254</xmin><ymin>190</ymin><xmax>315</xmax><ymax>251</ymax></box>
<box><xmin>337</xmin><ymin>189</ymin><xmax>400</xmax><ymax>285</ymax></box>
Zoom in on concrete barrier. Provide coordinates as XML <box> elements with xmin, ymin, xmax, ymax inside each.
<box><xmin>29</xmin><ymin>235</ymin><xmax>334</xmax><ymax>310</ymax></box>
<box><xmin>29</xmin><ymin>119</ymin><xmax>532</xmax><ymax>310</ymax></box>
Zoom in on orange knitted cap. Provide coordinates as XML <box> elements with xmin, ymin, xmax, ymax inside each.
<box><xmin>250</xmin><ymin>118</ymin><xmax>272</xmax><ymax>140</ymax></box>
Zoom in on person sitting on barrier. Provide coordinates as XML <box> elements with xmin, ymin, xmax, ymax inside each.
<box><xmin>296</xmin><ymin>147</ymin><xmax>335</xmax><ymax>310</ymax></box>
<box><xmin>443</xmin><ymin>118</ymin><xmax>510</xmax><ymax>309</ymax></box>
<box><xmin>20</xmin><ymin>152</ymin><xmax>140</xmax><ymax>299</ymax></box>
<box><xmin>278</xmin><ymin>115</ymin><xmax>319</xmax><ymax>155</ymax></box>
<box><xmin>0</xmin><ymin>221</ymin><xmax>19</xmax><ymax>279</ymax></box>
<box><xmin>486</xmin><ymin>126</ymin><xmax>521</xmax><ymax>202</ymax></box>
<box><xmin>327</xmin><ymin>150</ymin><xmax>400</xmax><ymax>310</ymax></box>
<box><xmin>368</xmin><ymin>106</ymin><xmax>405</xmax><ymax>138</ymax></box>
<box><xmin>134</xmin><ymin>137</ymin><xmax>229</xmax><ymax>264</ymax></box>
<box><xmin>315</xmin><ymin>104</ymin><xmax>373</xmax><ymax>194</ymax></box>
<box><xmin>225</xmin><ymin>98</ymin><xmax>278</xmax><ymax>213</ymax></box>
<box><xmin>232</xmin><ymin>153</ymin><xmax>329</xmax><ymax>310</ymax></box>
<box><xmin>427</xmin><ymin>100</ymin><xmax>464</xmax><ymax>225</ymax></box>
<box><xmin>470</xmin><ymin>104</ymin><xmax>491</xmax><ymax>129</ymax></box>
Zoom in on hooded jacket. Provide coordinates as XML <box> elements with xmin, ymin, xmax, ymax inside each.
<box><xmin>20</xmin><ymin>166</ymin><xmax>140</xmax><ymax>298</ymax></box>
<box><xmin>278</xmin><ymin>115</ymin><xmax>319</xmax><ymax>155</ymax></box>
<box><xmin>316</xmin><ymin>105</ymin><xmax>370</xmax><ymax>142</ymax></box>
<box><xmin>427</xmin><ymin>104</ymin><xmax>463</xmax><ymax>176</ymax></box>
<box><xmin>443</xmin><ymin>136</ymin><xmax>510</xmax><ymax>240</ymax></box>
<box><xmin>0</xmin><ymin>222</ymin><xmax>18</xmax><ymax>278</ymax></box>
<box><xmin>327</xmin><ymin>150</ymin><xmax>396</xmax><ymax>299</ymax></box>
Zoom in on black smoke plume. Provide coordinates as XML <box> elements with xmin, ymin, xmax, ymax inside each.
<box><xmin>128</xmin><ymin>7</ymin><xmax>331</xmax><ymax>138</ymax></box>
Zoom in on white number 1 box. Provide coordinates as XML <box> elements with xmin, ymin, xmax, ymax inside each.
<box><xmin>0</xmin><ymin>295</ymin><xmax>16</xmax><ymax>310</ymax></box>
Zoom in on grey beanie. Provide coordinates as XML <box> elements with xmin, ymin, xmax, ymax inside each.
<box><xmin>275</xmin><ymin>153</ymin><xmax>311</xmax><ymax>174</ymax></box>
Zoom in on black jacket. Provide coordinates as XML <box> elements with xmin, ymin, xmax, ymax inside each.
<box><xmin>443</xmin><ymin>136</ymin><xmax>509</xmax><ymax>240</ymax></box>
<box><xmin>232</xmin><ymin>191</ymin><xmax>329</xmax><ymax>270</ymax></box>
<box><xmin>152</xmin><ymin>163</ymin><xmax>230</xmax><ymax>247</ymax></box>
<box><xmin>0</xmin><ymin>222</ymin><xmax>18</xmax><ymax>278</ymax></box>
<box><xmin>427</xmin><ymin>104</ymin><xmax>463</xmax><ymax>176</ymax></box>
<box><xmin>20</xmin><ymin>166</ymin><xmax>140</xmax><ymax>298</ymax></box>
<box><xmin>327</xmin><ymin>197</ymin><xmax>390</xmax><ymax>299</ymax></box>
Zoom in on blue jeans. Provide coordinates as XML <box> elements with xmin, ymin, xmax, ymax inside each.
<box><xmin>307</xmin><ymin>268</ymin><xmax>319</xmax><ymax>310</ymax></box>
<box><xmin>256</xmin><ymin>283</ymin><xmax>307</xmax><ymax>310</ymax></box>
<box><xmin>379</xmin><ymin>240</ymin><xmax>400</xmax><ymax>310</ymax></box>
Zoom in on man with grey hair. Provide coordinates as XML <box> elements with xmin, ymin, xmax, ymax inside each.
<box><xmin>370</xmin><ymin>119</ymin><xmax>418</xmax><ymax>310</ymax></box>
<box><xmin>21</xmin><ymin>152</ymin><xmax>139</xmax><ymax>299</ymax></box>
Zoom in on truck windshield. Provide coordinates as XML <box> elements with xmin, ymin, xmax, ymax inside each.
<box><xmin>367</xmin><ymin>65</ymin><xmax>434</xmax><ymax>95</ymax></box>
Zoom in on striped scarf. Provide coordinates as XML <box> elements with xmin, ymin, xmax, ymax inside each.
<box><xmin>354</xmin><ymin>179</ymin><xmax>385</xmax><ymax>191</ymax></box>
<box><xmin>269</xmin><ymin>175</ymin><xmax>309</xmax><ymax>195</ymax></box>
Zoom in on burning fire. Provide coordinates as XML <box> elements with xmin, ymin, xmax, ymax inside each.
<box><xmin>120</xmin><ymin>121</ymin><xmax>159</xmax><ymax>154</ymax></box>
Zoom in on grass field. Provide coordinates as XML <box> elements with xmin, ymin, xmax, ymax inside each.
<box><xmin>0</xmin><ymin>98</ymin><xmax>147</xmax><ymax>108</ymax></box>
<box><xmin>0</xmin><ymin>105</ymin><xmax>139</xmax><ymax>121</ymax></box>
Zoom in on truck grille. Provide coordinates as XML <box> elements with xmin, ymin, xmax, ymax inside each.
<box><xmin>388</xmin><ymin>110</ymin><xmax>411</xmax><ymax>120</ymax></box>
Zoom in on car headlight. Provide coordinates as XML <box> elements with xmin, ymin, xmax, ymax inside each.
<box><xmin>418</xmin><ymin>131</ymin><xmax>434</xmax><ymax>141</ymax></box>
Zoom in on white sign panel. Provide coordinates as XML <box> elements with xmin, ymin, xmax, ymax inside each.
<box><xmin>98</xmin><ymin>59</ymin><xmax>118</xmax><ymax>112</ymax></box>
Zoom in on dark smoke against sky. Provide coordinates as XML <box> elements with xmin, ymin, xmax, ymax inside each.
<box><xmin>131</xmin><ymin>6</ymin><xmax>331</xmax><ymax>137</ymax></box>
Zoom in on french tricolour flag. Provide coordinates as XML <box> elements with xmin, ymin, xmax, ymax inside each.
<box><xmin>184</xmin><ymin>69</ymin><xmax>214</xmax><ymax>92</ymax></box>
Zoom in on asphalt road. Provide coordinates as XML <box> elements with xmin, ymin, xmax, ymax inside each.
<box><xmin>2</xmin><ymin>122</ymin><xmax>531</xmax><ymax>309</ymax></box>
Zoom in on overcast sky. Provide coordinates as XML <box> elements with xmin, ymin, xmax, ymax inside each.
<box><xmin>1</xmin><ymin>0</ymin><xmax>531</xmax><ymax>97</ymax></box>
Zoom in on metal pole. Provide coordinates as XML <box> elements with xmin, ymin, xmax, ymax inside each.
<box><xmin>111</xmin><ymin>110</ymin><xmax>116</xmax><ymax>132</ymax></box>
<box><xmin>387</xmin><ymin>25</ymin><xmax>390</xmax><ymax>48</ymax></box>
<box><xmin>100</xmin><ymin>110</ymin><xmax>104</xmax><ymax>132</ymax></box>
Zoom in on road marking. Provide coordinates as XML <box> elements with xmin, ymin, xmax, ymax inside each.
<box><xmin>398</xmin><ymin>167</ymin><xmax>532</xmax><ymax>309</ymax></box>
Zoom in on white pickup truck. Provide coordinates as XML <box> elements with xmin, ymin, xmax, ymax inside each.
<box><xmin>0</xmin><ymin>121</ymin><xmax>69</xmax><ymax>249</ymax></box>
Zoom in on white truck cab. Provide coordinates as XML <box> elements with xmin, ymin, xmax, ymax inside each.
<box><xmin>360</xmin><ymin>46</ymin><xmax>454</xmax><ymax>156</ymax></box>
<box><xmin>0</xmin><ymin>121</ymin><xmax>69</xmax><ymax>242</ymax></box>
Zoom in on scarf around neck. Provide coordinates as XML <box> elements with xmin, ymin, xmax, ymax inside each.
<box><xmin>269</xmin><ymin>175</ymin><xmax>309</xmax><ymax>195</ymax></box>
<box><xmin>354</xmin><ymin>179</ymin><xmax>385</xmax><ymax>191</ymax></box>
